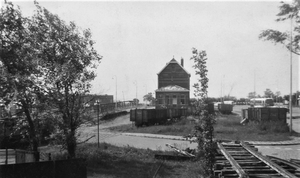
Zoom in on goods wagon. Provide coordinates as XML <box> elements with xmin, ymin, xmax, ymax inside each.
<box><xmin>218</xmin><ymin>104</ymin><xmax>233</xmax><ymax>114</ymax></box>
<box><xmin>243</xmin><ymin>107</ymin><xmax>288</xmax><ymax>123</ymax></box>
<box><xmin>130</xmin><ymin>108</ymin><xmax>187</xmax><ymax>127</ymax></box>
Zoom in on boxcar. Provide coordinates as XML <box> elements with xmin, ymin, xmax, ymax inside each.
<box><xmin>130</xmin><ymin>108</ymin><xmax>186</xmax><ymax>127</ymax></box>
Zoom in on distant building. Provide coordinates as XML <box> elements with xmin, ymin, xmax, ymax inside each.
<box><xmin>84</xmin><ymin>94</ymin><xmax>114</xmax><ymax>106</ymax></box>
<box><xmin>155</xmin><ymin>57</ymin><xmax>190</xmax><ymax>109</ymax></box>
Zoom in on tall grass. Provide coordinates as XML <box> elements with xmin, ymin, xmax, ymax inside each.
<box><xmin>109</xmin><ymin>117</ymin><xmax>194</xmax><ymax>136</ymax></box>
<box><xmin>214</xmin><ymin>113</ymin><xmax>294</xmax><ymax>141</ymax></box>
<box><xmin>74</xmin><ymin>143</ymin><xmax>206</xmax><ymax>178</ymax></box>
<box><xmin>109</xmin><ymin>114</ymin><xmax>297</xmax><ymax>142</ymax></box>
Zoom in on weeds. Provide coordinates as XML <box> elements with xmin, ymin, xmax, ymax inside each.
<box><xmin>73</xmin><ymin>143</ymin><xmax>205</xmax><ymax>178</ymax></box>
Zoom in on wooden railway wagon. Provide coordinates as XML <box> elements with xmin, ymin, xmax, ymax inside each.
<box><xmin>218</xmin><ymin>104</ymin><xmax>233</xmax><ymax>114</ymax></box>
<box><xmin>244</xmin><ymin>107</ymin><xmax>288</xmax><ymax>123</ymax></box>
<box><xmin>130</xmin><ymin>108</ymin><xmax>187</xmax><ymax>127</ymax></box>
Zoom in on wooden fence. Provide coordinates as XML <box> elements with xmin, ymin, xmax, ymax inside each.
<box><xmin>0</xmin><ymin>158</ymin><xmax>86</xmax><ymax>178</ymax></box>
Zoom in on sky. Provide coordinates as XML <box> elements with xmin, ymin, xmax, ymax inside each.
<box><xmin>3</xmin><ymin>0</ymin><xmax>299</xmax><ymax>102</ymax></box>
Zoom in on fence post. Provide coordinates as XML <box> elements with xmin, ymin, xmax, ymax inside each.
<box><xmin>53</xmin><ymin>160</ymin><xmax>56</xmax><ymax>178</ymax></box>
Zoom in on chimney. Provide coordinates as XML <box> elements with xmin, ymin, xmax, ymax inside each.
<box><xmin>181</xmin><ymin>58</ymin><xmax>184</xmax><ymax>67</ymax></box>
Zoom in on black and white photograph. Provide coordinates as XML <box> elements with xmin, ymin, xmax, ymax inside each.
<box><xmin>1</xmin><ymin>0</ymin><xmax>300</xmax><ymax>177</ymax></box>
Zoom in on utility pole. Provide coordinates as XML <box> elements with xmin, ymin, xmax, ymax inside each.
<box><xmin>134</xmin><ymin>81</ymin><xmax>138</xmax><ymax>107</ymax></box>
<box><xmin>113</xmin><ymin>76</ymin><xmax>117</xmax><ymax>110</ymax></box>
<box><xmin>289</xmin><ymin>17</ymin><xmax>293</xmax><ymax>133</ymax></box>
<box><xmin>96</xmin><ymin>100</ymin><xmax>100</xmax><ymax>148</ymax></box>
<box><xmin>254</xmin><ymin>70</ymin><xmax>256</xmax><ymax>98</ymax></box>
<box><xmin>144</xmin><ymin>85</ymin><xmax>147</xmax><ymax>107</ymax></box>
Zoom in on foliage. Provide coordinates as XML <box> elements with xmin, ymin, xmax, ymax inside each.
<box><xmin>259</xmin><ymin>0</ymin><xmax>300</xmax><ymax>55</ymax></box>
<box><xmin>248</xmin><ymin>92</ymin><xmax>256</xmax><ymax>99</ymax></box>
<box><xmin>75</xmin><ymin>143</ymin><xmax>206</xmax><ymax>178</ymax></box>
<box><xmin>143</xmin><ymin>92</ymin><xmax>155</xmax><ymax>105</ymax></box>
<box><xmin>0</xmin><ymin>1</ymin><xmax>102</xmax><ymax>159</ymax></box>
<box><xmin>28</xmin><ymin>2</ymin><xmax>102</xmax><ymax>158</ymax></box>
<box><xmin>214</xmin><ymin>112</ymin><xmax>299</xmax><ymax>141</ymax></box>
<box><xmin>223</xmin><ymin>95</ymin><xmax>237</xmax><ymax>101</ymax></box>
<box><xmin>0</xmin><ymin>2</ymin><xmax>41</xmax><ymax>160</ymax></box>
<box><xmin>283</xmin><ymin>90</ymin><xmax>300</xmax><ymax>105</ymax></box>
<box><xmin>133</xmin><ymin>98</ymin><xmax>139</xmax><ymax>105</ymax></box>
<box><xmin>264</xmin><ymin>88</ymin><xmax>275</xmax><ymax>98</ymax></box>
<box><xmin>189</xmin><ymin>48</ymin><xmax>216</xmax><ymax>177</ymax></box>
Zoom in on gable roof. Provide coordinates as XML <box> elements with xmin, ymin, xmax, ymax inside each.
<box><xmin>157</xmin><ymin>58</ymin><xmax>190</xmax><ymax>75</ymax></box>
<box><xmin>155</xmin><ymin>85</ymin><xmax>189</xmax><ymax>92</ymax></box>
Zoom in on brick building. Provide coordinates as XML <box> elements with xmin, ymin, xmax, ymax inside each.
<box><xmin>155</xmin><ymin>58</ymin><xmax>190</xmax><ymax>109</ymax></box>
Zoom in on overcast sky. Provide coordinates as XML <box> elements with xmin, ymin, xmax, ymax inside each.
<box><xmin>4</xmin><ymin>0</ymin><xmax>299</xmax><ymax>101</ymax></box>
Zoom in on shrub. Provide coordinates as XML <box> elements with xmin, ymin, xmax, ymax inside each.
<box><xmin>259</xmin><ymin>121</ymin><xmax>289</xmax><ymax>133</ymax></box>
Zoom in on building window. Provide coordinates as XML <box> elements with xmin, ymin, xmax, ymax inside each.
<box><xmin>165</xmin><ymin>95</ymin><xmax>169</xmax><ymax>105</ymax></box>
<box><xmin>180</xmin><ymin>95</ymin><xmax>185</xmax><ymax>105</ymax></box>
<box><xmin>173</xmin><ymin>95</ymin><xmax>177</xmax><ymax>105</ymax></box>
<box><xmin>158</xmin><ymin>94</ymin><xmax>163</xmax><ymax>104</ymax></box>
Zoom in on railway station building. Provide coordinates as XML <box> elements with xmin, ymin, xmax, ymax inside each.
<box><xmin>155</xmin><ymin>57</ymin><xmax>190</xmax><ymax>109</ymax></box>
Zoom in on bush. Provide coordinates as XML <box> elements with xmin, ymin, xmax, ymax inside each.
<box><xmin>258</xmin><ymin>121</ymin><xmax>289</xmax><ymax>133</ymax></box>
<box><xmin>101</xmin><ymin>111</ymin><xmax>128</xmax><ymax>121</ymax></box>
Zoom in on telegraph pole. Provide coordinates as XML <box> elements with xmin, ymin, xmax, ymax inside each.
<box><xmin>289</xmin><ymin>17</ymin><xmax>293</xmax><ymax>133</ymax></box>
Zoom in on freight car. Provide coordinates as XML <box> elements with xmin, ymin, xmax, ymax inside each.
<box><xmin>218</xmin><ymin>103</ymin><xmax>233</xmax><ymax>114</ymax></box>
<box><xmin>130</xmin><ymin>108</ymin><xmax>187</xmax><ymax>127</ymax></box>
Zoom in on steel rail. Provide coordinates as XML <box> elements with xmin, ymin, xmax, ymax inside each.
<box><xmin>267</xmin><ymin>155</ymin><xmax>300</xmax><ymax>172</ymax></box>
<box><xmin>217</xmin><ymin>142</ymin><xmax>249</xmax><ymax>178</ymax></box>
<box><xmin>240</xmin><ymin>141</ymin><xmax>298</xmax><ymax>178</ymax></box>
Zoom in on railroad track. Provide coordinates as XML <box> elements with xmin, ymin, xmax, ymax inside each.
<box><xmin>214</xmin><ymin>141</ymin><xmax>300</xmax><ymax>178</ymax></box>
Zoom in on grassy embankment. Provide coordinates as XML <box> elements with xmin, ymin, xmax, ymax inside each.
<box><xmin>109</xmin><ymin>112</ymin><xmax>299</xmax><ymax>141</ymax></box>
<box><xmin>48</xmin><ymin>143</ymin><xmax>205</xmax><ymax>178</ymax></box>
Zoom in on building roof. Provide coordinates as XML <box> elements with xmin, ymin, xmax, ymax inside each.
<box><xmin>157</xmin><ymin>58</ymin><xmax>190</xmax><ymax>75</ymax></box>
<box><xmin>155</xmin><ymin>85</ymin><xmax>189</xmax><ymax>92</ymax></box>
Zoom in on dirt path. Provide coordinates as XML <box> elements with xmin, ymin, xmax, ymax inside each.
<box><xmin>78</xmin><ymin>114</ymin><xmax>132</xmax><ymax>140</ymax></box>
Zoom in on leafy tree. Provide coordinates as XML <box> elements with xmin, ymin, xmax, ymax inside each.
<box><xmin>248</xmin><ymin>92</ymin><xmax>256</xmax><ymax>99</ymax></box>
<box><xmin>264</xmin><ymin>88</ymin><xmax>275</xmax><ymax>98</ymax></box>
<box><xmin>133</xmin><ymin>98</ymin><xmax>139</xmax><ymax>105</ymax></box>
<box><xmin>0</xmin><ymin>1</ymin><xmax>101</xmax><ymax>159</ymax></box>
<box><xmin>259</xmin><ymin>0</ymin><xmax>300</xmax><ymax>55</ymax></box>
<box><xmin>0</xmin><ymin>2</ymin><xmax>42</xmax><ymax>160</ymax></box>
<box><xmin>189</xmin><ymin>48</ymin><xmax>216</xmax><ymax>177</ymax></box>
<box><xmin>28</xmin><ymin>2</ymin><xmax>102</xmax><ymax>158</ymax></box>
<box><xmin>223</xmin><ymin>95</ymin><xmax>237</xmax><ymax>101</ymax></box>
<box><xmin>239</xmin><ymin>98</ymin><xmax>246</xmax><ymax>102</ymax></box>
<box><xmin>206</xmin><ymin>97</ymin><xmax>219</xmax><ymax>103</ymax></box>
<box><xmin>143</xmin><ymin>92</ymin><xmax>155</xmax><ymax>105</ymax></box>
<box><xmin>285</xmin><ymin>91</ymin><xmax>300</xmax><ymax>105</ymax></box>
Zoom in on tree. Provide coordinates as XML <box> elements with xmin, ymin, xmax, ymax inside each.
<box><xmin>264</xmin><ymin>88</ymin><xmax>274</xmax><ymax>98</ymax></box>
<box><xmin>248</xmin><ymin>92</ymin><xmax>256</xmax><ymax>99</ymax></box>
<box><xmin>275</xmin><ymin>91</ymin><xmax>281</xmax><ymax>103</ymax></box>
<box><xmin>28</xmin><ymin>2</ymin><xmax>102</xmax><ymax>158</ymax></box>
<box><xmin>189</xmin><ymin>48</ymin><xmax>216</xmax><ymax>177</ymax></box>
<box><xmin>223</xmin><ymin>95</ymin><xmax>237</xmax><ymax>101</ymax></box>
<box><xmin>259</xmin><ymin>0</ymin><xmax>300</xmax><ymax>55</ymax></box>
<box><xmin>143</xmin><ymin>92</ymin><xmax>155</xmax><ymax>105</ymax></box>
<box><xmin>133</xmin><ymin>98</ymin><xmax>139</xmax><ymax>105</ymax></box>
<box><xmin>0</xmin><ymin>1</ymin><xmax>102</xmax><ymax>159</ymax></box>
<box><xmin>0</xmin><ymin>2</ymin><xmax>42</xmax><ymax>161</ymax></box>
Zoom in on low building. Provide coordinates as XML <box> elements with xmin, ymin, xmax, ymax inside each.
<box><xmin>84</xmin><ymin>94</ymin><xmax>114</xmax><ymax>106</ymax></box>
